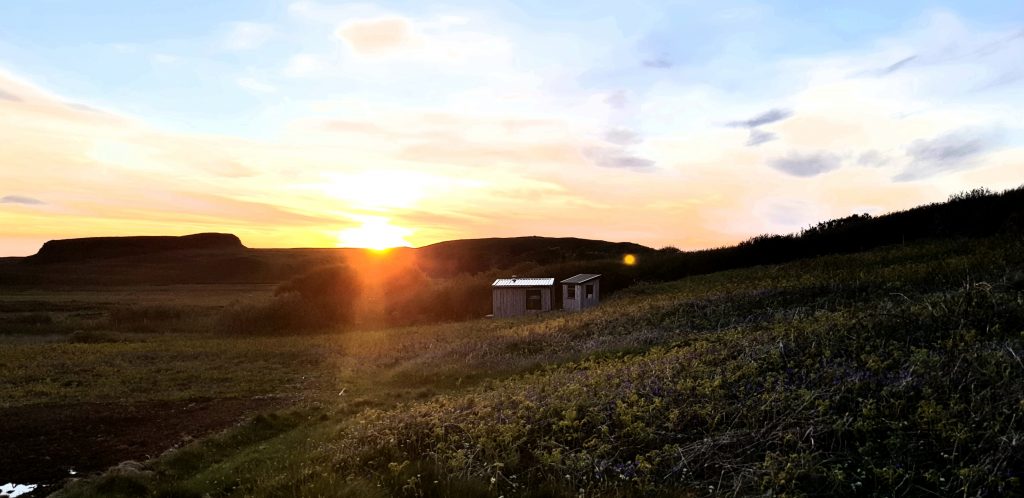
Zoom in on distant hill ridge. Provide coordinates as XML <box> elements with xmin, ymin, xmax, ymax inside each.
<box><xmin>2</xmin><ymin>234</ymin><xmax>645</xmax><ymax>286</ymax></box>
<box><xmin>30</xmin><ymin>233</ymin><xmax>245</xmax><ymax>263</ymax></box>
<box><xmin>4</xmin><ymin>185</ymin><xmax>1022</xmax><ymax>286</ymax></box>
<box><xmin>415</xmin><ymin>236</ymin><xmax>653</xmax><ymax>276</ymax></box>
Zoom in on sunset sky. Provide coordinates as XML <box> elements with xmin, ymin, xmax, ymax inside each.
<box><xmin>1</xmin><ymin>1</ymin><xmax>1022</xmax><ymax>255</ymax></box>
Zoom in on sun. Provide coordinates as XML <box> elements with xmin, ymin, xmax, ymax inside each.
<box><xmin>337</xmin><ymin>216</ymin><xmax>412</xmax><ymax>250</ymax></box>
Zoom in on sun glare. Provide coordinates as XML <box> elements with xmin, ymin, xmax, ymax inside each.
<box><xmin>337</xmin><ymin>216</ymin><xmax>413</xmax><ymax>250</ymax></box>
<box><xmin>623</xmin><ymin>254</ymin><xmax>637</xmax><ymax>266</ymax></box>
<box><xmin>323</xmin><ymin>171</ymin><xmax>428</xmax><ymax>210</ymax></box>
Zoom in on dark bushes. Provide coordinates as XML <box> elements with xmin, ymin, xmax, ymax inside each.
<box><xmin>219</xmin><ymin>265</ymin><xmax>362</xmax><ymax>334</ymax></box>
<box><xmin>275</xmin><ymin>264</ymin><xmax>362</xmax><ymax>323</ymax></box>
<box><xmin>107</xmin><ymin>305</ymin><xmax>187</xmax><ymax>333</ymax></box>
<box><xmin>68</xmin><ymin>330</ymin><xmax>124</xmax><ymax>344</ymax></box>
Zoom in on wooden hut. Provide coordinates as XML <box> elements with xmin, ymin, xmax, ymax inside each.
<box><xmin>491</xmin><ymin>277</ymin><xmax>554</xmax><ymax>318</ymax></box>
<box><xmin>561</xmin><ymin>274</ymin><xmax>601</xmax><ymax>312</ymax></box>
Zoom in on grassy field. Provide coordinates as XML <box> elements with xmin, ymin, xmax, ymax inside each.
<box><xmin>2</xmin><ymin>235</ymin><xmax>1022</xmax><ymax>496</ymax></box>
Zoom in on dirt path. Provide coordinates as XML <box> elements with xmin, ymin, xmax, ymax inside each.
<box><xmin>0</xmin><ymin>398</ymin><xmax>285</xmax><ymax>495</ymax></box>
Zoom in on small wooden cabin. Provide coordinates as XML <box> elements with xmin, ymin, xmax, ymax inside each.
<box><xmin>491</xmin><ymin>277</ymin><xmax>554</xmax><ymax>318</ymax></box>
<box><xmin>561</xmin><ymin>274</ymin><xmax>601</xmax><ymax>312</ymax></box>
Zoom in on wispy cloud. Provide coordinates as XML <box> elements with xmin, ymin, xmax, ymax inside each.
<box><xmin>604</xmin><ymin>128</ymin><xmax>643</xmax><ymax>146</ymax></box>
<box><xmin>1</xmin><ymin>195</ymin><xmax>45</xmax><ymax>205</ymax></box>
<box><xmin>336</xmin><ymin>17</ymin><xmax>415</xmax><ymax>55</ymax></box>
<box><xmin>64</xmin><ymin>102</ymin><xmax>108</xmax><ymax>114</ymax></box>
<box><xmin>236</xmin><ymin>77</ymin><xmax>277</xmax><ymax>94</ymax></box>
<box><xmin>604</xmin><ymin>90</ymin><xmax>628</xmax><ymax>110</ymax></box>
<box><xmin>746</xmin><ymin>129</ymin><xmax>777</xmax><ymax>147</ymax></box>
<box><xmin>222</xmin><ymin>22</ymin><xmax>275</xmax><ymax>51</ymax></box>
<box><xmin>895</xmin><ymin>129</ymin><xmax>997</xmax><ymax>181</ymax></box>
<box><xmin>866</xmin><ymin>55</ymin><xmax>918</xmax><ymax>76</ymax></box>
<box><xmin>642</xmin><ymin>57</ymin><xmax>672</xmax><ymax>69</ymax></box>
<box><xmin>283</xmin><ymin>53</ymin><xmax>328</xmax><ymax>78</ymax></box>
<box><xmin>857</xmin><ymin>150</ymin><xmax>891</xmax><ymax>167</ymax></box>
<box><xmin>725</xmin><ymin>108</ymin><xmax>791</xmax><ymax>147</ymax></box>
<box><xmin>585</xmin><ymin>147</ymin><xmax>655</xmax><ymax>171</ymax></box>
<box><xmin>0</xmin><ymin>88</ymin><xmax>22</xmax><ymax>102</ymax></box>
<box><xmin>768</xmin><ymin>152</ymin><xmax>842</xmax><ymax>177</ymax></box>
<box><xmin>727</xmin><ymin>108</ymin><xmax>793</xmax><ymax>129</ymax></box>
<box><xmin>325</xmin><ymin>12</ymin><xmax>513</xmax><ymax>65</ymax></box>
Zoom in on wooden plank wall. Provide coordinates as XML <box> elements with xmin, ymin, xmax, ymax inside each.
<box><xmin>562</xmin><ymin>284</ymin><xmax>581</xmax><ymax>312</ymax></box>
<box><xmin>493</xmin><ymin>287</ymin><xmax>552</xmax><ymax>318</ymax></box>
<box><xmin>581</xmin><ymin>280</ymin><xmax>600</xmax><ymax>309</ymax></box>
<box><xmin>562</xmin><ymin>280</ymin><xmax>600</xmax><ymax>312</ymax></box>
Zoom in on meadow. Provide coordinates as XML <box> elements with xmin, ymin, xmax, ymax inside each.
<box><xmin>1</xmin><ymin>233</ymin><xmax>1019</xmax><ymax>496</ymax></box>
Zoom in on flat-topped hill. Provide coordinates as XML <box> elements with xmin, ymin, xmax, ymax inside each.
<box><xmin>29</xmin><ymin>233</ymin><xmax>245</xmax><ymax>263</ymax></box>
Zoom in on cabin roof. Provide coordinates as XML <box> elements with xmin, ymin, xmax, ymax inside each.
<box><xmin>492</xmin><ymin>277</ymin><xmax>555</xmax><ymax>287</ymax></box>
<box><xmin>561</xmin><ymin>273</ymin><xmax>601</xmax><ymax>284</ymax></box>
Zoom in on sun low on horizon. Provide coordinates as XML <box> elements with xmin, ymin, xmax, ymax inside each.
<box><xmin>336</xmin><ymin>216</ymin><xmax>413</xmax><ymax>250</ymax></box>
<box><xmin>1</xmin><ymin>0</ymin><xmax>1023</xmax><ymax>256</ymax></box>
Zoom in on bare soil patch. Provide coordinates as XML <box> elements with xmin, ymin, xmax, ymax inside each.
<box><xmin>0</xmin><ymin>397</ymin><xmax>285</xmax><ymax>494</ymax></box>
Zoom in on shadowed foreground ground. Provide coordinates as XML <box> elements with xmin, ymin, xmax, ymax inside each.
<box><xmin>0</xmin><ymin>398</ymin><xmax>285</xmax><ymax>493</ymax></box>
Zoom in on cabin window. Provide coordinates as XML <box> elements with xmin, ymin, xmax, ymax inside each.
<box><xmin>566</xmin><ymin>285</ymin><xmax>576</xmax><ymax>299</ymax></box>
<box><xmin>526</xmin><ymin>289</ymin><xmax>543</xmax><ymax>310</ymax></box>
<box><xmin>585</xmin><ymin>284</ymin><xmax>594</xmax><ymax>299</ymax></box>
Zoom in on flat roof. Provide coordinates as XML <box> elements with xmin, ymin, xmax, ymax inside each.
<box><xmin>561</xmin><ymin>273</ymin><xmax>601</xmax><ymax>284</ymax></box>
<box><xmin>492</xmin><ymin>277</ymin><xmax>555</xmax><ymax>287</ymax></box>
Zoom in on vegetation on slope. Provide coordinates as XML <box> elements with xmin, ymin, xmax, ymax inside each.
<box><xmin>53</xmin><ymin>234</ymin><xmax>1024</xmax><ymax>497</ymax></box>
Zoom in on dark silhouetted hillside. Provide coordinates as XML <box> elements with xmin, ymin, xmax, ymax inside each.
<box><xmin>415</xmin><ymin>236</ymin><xmax>653</xmax><ymax>276</ymax></box>
<box><xmin>0</xmin><ymin>235</ymin><xmax>648</xmax><ymax>286</ymax></box>
<box><xmin>30</xmin><ymin>233</ymin><xmax>245</xmax><ymax>263</ymax></box>
<box><xmin>665</xmin><ymin>185</ymin><xmax>1024</xmax><ymax>277</ymax></box>
<box><xmin>556</xmin><ymin>186</ymin><xmax>1024</xmax><ymax>299</ymax></box>
<box><xmin>1</xmin><ymin>185</ymin><xmax>1021</xmax><ymax>288</ymax></box>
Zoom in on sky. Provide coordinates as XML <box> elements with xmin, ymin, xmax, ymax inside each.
<box><xmin>1</xmin><ymin>0</ymin><xmax>1022</xmax><ymax>255</ymax></box>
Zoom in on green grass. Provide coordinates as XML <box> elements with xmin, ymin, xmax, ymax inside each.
<box><xmin>12</xmin><ymin>236</ymin><xmax>1023</xmax><ymax>496</ymax></box>
<box><xmin>0</xmin><ymin>335</ymin><xmax>337</xmax><ymax>407</ymax></box>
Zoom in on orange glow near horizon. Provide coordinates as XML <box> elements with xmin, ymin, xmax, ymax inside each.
<box><xmin>3</xmin><ymin>48</ymin><xmax>1024</xmax><ymax>258</ymax></box>
<box><xmin>337</xmin><ymin>216</ymin><xmax>413</xmax><ymax>250</ymax></box>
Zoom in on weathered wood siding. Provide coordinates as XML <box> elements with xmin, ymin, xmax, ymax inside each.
<box><xmin>562</xmin><ymin>284</ymin><xmax>580</xmax><ymax>312</ymax></box>
<box><xmin>580</xmin><ymin>280</ymin><xmax>600</xmax><ymax>310</ymax></box>
<box><xmin>492</xmin><ymin>287</ymin><xmax>552</xmax><ymax>318</ymax></box>
<box><xmin>562</xmin><ymin>279</ymin><xmax>600</xmax><ymax>312</ymax></box>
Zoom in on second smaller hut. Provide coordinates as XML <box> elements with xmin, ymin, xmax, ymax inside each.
<box><xmin>561</xmin><ymin>274</ymin><xmax>601</xmax><ymax>312</ymax></box>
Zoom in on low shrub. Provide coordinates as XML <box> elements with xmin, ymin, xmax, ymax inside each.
<box><xmin>6</xmin><ymin>312</ymin><xmax>55</xmax><ymax>325</ymax></box>
<box><xmin>0</xmin><ymin>312</ymin><xmax>60</xmax><ymax>335</ymax></box>
<box><xmin>106</xmin><ymin>305</ymin><xmax>188</xmax><ymax>333</ymax></box>
<box><xmin>217</xmin><ymin>294</ymin><xmax>341</xmax><ymax>335</ymax></box>
<box><xmin>67</xmin><ymin>330</ymin><xmax>124</xmax><ymax>344</ymax></box>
